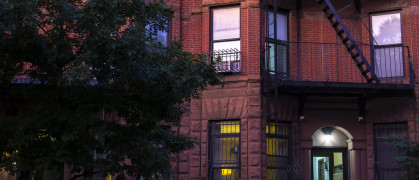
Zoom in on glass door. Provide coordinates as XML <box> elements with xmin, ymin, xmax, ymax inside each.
<box><xmin>312</xmin><ymin>148</ymin><xmax>347</xmax><ymax>180</ymax></box>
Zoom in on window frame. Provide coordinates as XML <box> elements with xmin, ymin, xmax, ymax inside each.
<box><xmin>210</xmin><ymin>5</ymin><xmax>241</xmax><ymax>53</ymax></box>
<box><xmin>265</xmin><ymin>8</ymin><xmax>289</xmax><ymax>77</ymax></box>
<box><xmin>208</xmin><ymin>120</ymin><xmax>241</xmax><ymax>180</ymax></box>
<box><xmin>369</xmin><ymin>10</ymin><xmax>405</xmax><ymax>79</ymax></box>
<box><xmin>146</xmin><ymin>15</ymin><xmax>172</xmax><ymax>47</ymax></box>
<box><xmin>266</xmin><ymin>121</ymin><xmax>292</xmax><ymax>180</ymax></box>
<box><xmin>373</xmin><ymin>122</ymin><xmax>408</xmax><ymax>179</ymax></box>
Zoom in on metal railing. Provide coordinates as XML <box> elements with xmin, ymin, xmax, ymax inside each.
<box><xmin>207</xmin><ymin>48</ymin><xmax>241</xmax><ymax>73</ymax></box>
<box><xmin>267</xmin><ymin>163</ymin><xmax>302</xmax><ymax>180</ymax></box>
<box><xmin>263</xmin><ymin>42</ymin><xmax>414</xmax><ymax>86</ymax></box>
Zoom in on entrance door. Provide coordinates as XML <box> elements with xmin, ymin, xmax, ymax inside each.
<box><xmin>312</xmin><ymin>148</ymin><xmax>347</xmax><ymax>180</ymax></box>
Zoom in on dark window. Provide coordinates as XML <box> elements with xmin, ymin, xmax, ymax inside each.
<box><xmin>371</xmin><ymin>12</ymin><xmax>403</xmax><ymax>78</ymax></box>
<box><xmin>374</xmin><ymin>123</ymin><xmax>408</xmax><ymax>179</ymax></box>
<box><xmin>208</xmin><ymin>121</ymin><xmax>240</xmax><ymax>180</ymax></box>
<box><xmin>265</xmin><ymin>10</ymin><xmax>288</xmax><ymax>76</ymax></box>
<box><xmin>266</xmin><ymin>122</ymin><xmax>291</xmax><ymax>180</ymax></box>
<box><xmin>211</xmin><ymin>6</ymin><xmax>241</xmax><ymax>73</ymax></box>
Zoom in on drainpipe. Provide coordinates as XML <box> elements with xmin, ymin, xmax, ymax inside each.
<box><xmin>176</xmin><ymin>1</ymin><xmax>183</xmax><ymax>179</ymax></box>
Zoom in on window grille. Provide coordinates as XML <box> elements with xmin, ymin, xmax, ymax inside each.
<box><xmin>374</xmin><ymin>123</ymin><xmax>408</xmax><ymax>179</ymax></box>
<box><xmin>266</xmin><ymin>122</ymin><xmax>295</xmax><ymax>180</ymax></box>
<box><xmin>208</xmin><ymin>121</ymin><xmax>240</xmax><ymax>180</ymax></box>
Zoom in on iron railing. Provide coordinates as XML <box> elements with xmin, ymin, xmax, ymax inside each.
<box><xmin>373</xmin><ymin>123</ymin><xmax>409</xmax><ymax>180</ymax></box>
<box><xmin>207</xmin><ymin>48</ymin><xmax>241</xmax><ymax>73</ymax></box>
<box><xmin>263</xmin><ymin>42</ymin><xmax>414</xmax><ymax>86</ymax></box>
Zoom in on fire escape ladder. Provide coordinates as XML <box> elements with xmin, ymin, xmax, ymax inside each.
<box><xmin>317</xmin><ymin>0</ymin><xmax>379</xmax><ymax>83</ymax></box>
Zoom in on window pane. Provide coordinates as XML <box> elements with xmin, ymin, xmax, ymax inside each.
<box><xmin>213</xmin><ymin>41</ymin><xmax>240</xmax><ymax>52</ymax></box>
<box><xmin>145</xmin><ymin>22</ymin><xmax>169</xmax><ymax>46</ymax></box>
<box><xmin>265</xmin><ymin>43</ymin><xmax>287</xmax><ymax>75</ymax></box>
<box><xmin>213</xmin><ymin>7</ymin><xmax>240</xmax><ymax>41</ymax></box>
<box><xmin>372</xmin><ymin>13</ymin><xmax>401</xmax><ymax>45</ymax></box>
<box><xmin>209</xmin><ymin>121</ymin><xmax>240</xmax><ymax>180</ymax></box>
<box><xmin>266</xmin><ymin>11</ymin><xmax>287</xmax><ymax>41</ymax></box>
<box><xmin>374</xmin><ymin>123</ymin><xmax>408</xmax><ymax>180</ymax></box>
<box><xmin>266</xmin><ymin>123</ymin><xmax>291</xmax><ymax>179</ymax></box>
<box><xmin>211</xmin><ymin>169</ymin><xmax>240</xmax><ymax>180</ymax></box>
<box><xmin>266</xmin><ymin>138</ymin><xmax>288</xmax><ymax>156</ymax></box>
<box><xmin>374</xmin><ymin>47</ymin><xmax>403</xmax><ymax>78</ymax></box>
<box><xmin>156</xmin><ymin>30</ymin><xmax>168</xmax><ymax>46</ymax></box>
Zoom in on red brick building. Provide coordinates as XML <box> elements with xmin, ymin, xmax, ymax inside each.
<box><xmin>167</xmin><ymin>0</ymin><xmax>419</xmax><ymax>179</ymax></box>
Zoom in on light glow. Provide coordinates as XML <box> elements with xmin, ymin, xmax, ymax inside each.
<box><xmin>325</xmin><ymin>134</ymin><xmax>332</xmax><ymax>141</ymax></box>
<box><xmin>220</xmin><ymin>124</ymin><xmax>240</xmax><ymax>133</ymax></box>
<box><xmin>222</xmin><ymin>169</ymin><xmax>232</xmax><ymax>175</ymax></box>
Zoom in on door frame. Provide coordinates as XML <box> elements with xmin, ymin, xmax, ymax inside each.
<box><xmin>311</xmin><ymin>147</ymin><xmax>348</xmax><ymax>180</ymax></box>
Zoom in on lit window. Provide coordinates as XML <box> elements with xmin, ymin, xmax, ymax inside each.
<box><xmin>208</xmin><ymin>121</ymin><xmax>240</xmax><ymax>180</ymax></box>
<box><xmin>212</xmin><ymin>6</ymin><xmax>240</xmax><ymax>51</ymax></box>
<box><xmin>371</xmin><ymin>12</ymin><xmax>403</xmax><ymax>78</ymax></box>
<box><xmin>265</xmin><ymin>10</ymin><xmax>288</xmax><ymax>76</ymax></box>
<box><xmin>266</xmin><ymin>122</ymin><xmax>291</xmax><ymax>180</ymax></box>
<box><xmin>211</xmin><ymin>6</ymin><xmax>241</xmax><ymax>73</ymax></box>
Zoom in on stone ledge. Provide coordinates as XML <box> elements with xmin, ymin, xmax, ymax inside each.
<box><xmin>203</xmin><ymin>0</ymin><xmax>242</xmax><ymax>6</ymax></box>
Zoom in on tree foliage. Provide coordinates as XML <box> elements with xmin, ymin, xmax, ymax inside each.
<box><xmin>0</xmin><ymin>0</ymin><xmax>221</xmax><ymax>179</ymax></box>
<box><xmin>387</xmin><ymin>136</ymin><xmax>419</xmax><ymax>179</ymax></box>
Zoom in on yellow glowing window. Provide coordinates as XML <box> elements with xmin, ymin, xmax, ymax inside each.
<box><xmin>266</xmin><ymin>137</ymin><xmax>276</xmax><ymax>155</ymax></box>
<box><xmin>221</xmin><ymin>169</ymin><xmax>232</xmax><ymax>175</ymax></box>
<box><xmin>266</xmin><ymin>124</ymin><xmax>287</xmax><ymax>135</ymax></box>
<box><xmin>220</xmin><ymin>123</ymin><xmax>240</xmax><ymax>133</ymax></box>
<box><xmin>266</xmin><ymin>137</ymin><xmax>288</xmax><ymax>156</ymax></box>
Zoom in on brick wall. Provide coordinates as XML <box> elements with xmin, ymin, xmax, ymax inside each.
<box><xmin>171</xmin><ymin>0</ymin><xmax>263</xmax><ymax>179</ymax></box>
<box><xmin>172</xmin><ymin>0</ymin><xmax>419</xmax><ymax>179</ymax></box>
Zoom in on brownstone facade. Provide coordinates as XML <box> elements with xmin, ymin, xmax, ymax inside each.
<box><xmin>170</xmin><ymin>0</ymin><xmax>419</xmax><ymax>180</ymax></box>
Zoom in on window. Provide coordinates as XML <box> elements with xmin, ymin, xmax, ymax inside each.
<box><xmin>265</xmin><ymin>10</ymin><xmax>288</xmax><ymax>76</ymax></box>
<box><xmin>208</xmin><ymin>121</ymin><xmax>240</xmax><ymax>180</ymax></box>
<box><xmin>371</xmin><ymin>12</ymin><xmax>403</xmax><ymax>78</ymax></box>
<box><xmin>266</xmin><ymin>122</ymin><xmax>291</xmax><ymax>180</ymax></box>
<box><xmin>146</xmin><ymin>20</ymin><xmax>171</xmax><ymax>46</ymax></box>
<box><xmin>374</xmin><ymin>123</ymin><xmax>408</xmax><ymax>179</ymax></box>
<box><xmin>211</xmin><ymin>6</ymin><xmax>241</xmax><ymax>72</ymax></box>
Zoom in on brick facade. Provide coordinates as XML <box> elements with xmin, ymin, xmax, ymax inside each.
<box><xmin>173</xmin><ymin>0</ymin><xmax>419</xmax><ymax>180</ymax></box>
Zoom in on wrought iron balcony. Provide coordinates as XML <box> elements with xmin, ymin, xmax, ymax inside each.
<box><xmin>208</xmin><ymin>48</ymin><xmax>241</xmax><ymax>73</ymax></box>
<box><xmin>263</xmin><ymin>42</ymin><xmax>414</xmax><ymax>88</ymax></box>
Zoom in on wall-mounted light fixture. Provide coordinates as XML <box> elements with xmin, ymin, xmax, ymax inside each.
<box><xmin>321</xmin><ymin>127</ymin><xmax>334</xmax><ymax>142</ymax></box>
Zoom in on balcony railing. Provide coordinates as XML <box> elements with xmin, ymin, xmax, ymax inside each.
<box><xmin>208</xmin><ymin>48</ymin><xmax>241</xmax><ymax>73</ymax></box>
<box><xmin>263</xmin><ymin>42</ymin><xmax>414</xmax><ymax>86</ymax></box>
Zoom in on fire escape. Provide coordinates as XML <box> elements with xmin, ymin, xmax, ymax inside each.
<box><xmin>262</xmin><ymin>0</ymin><xmax>415</xmax><ymax>179</ymax></box>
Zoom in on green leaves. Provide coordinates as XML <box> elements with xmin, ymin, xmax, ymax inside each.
<box><xmin>387</xmin><ymin>137</ymin><xmax>419</xmax><ymax>179</ymax></box>
<box><xmin>0</xmin><ymin>0</ymin><xmax>222</xmax><ymax>179</ymax></box>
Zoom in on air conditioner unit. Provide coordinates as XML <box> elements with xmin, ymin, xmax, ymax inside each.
<box><xmin>230</xmin><ymin>60</ymin><xmax>240</xmax><ymax>72</ymax></box>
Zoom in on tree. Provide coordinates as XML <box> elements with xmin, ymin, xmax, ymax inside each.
<box><xmin>0</xmin><ymin>0</ymin><xmax>221</xmax><ymax>179</ymax></box>
<box><xmin>387</xmin><ymin>137</ymin><xmax>419</xmax><ymax>180</ymax></box>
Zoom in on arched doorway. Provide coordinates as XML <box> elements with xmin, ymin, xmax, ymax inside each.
<box><xmin>311</xmin><ymin>126</ymin><xmax>353</xmax><ymax>180</ymax></box>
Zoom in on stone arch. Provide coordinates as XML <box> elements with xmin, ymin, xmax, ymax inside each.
<box><xmin>312</xmin><ymin>126</ymin><xmax>353</xmax><ymax>147</ymax></box>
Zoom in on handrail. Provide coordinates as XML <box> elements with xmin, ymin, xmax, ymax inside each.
<box><xmin>206</xmin><ymin>48</ymin><xmax>241</xmax><ymax>73</ymax></box>
<box><xmin>263</xmin><ymin>42</ymin><xmax>414</xmax><ymax>86</ymax></box>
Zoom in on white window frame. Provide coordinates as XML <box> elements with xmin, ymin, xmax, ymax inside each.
<box><xmin>370</xmin><ymin>11</ymin><xmax>404</xmax><ymax>79</ymax></box>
